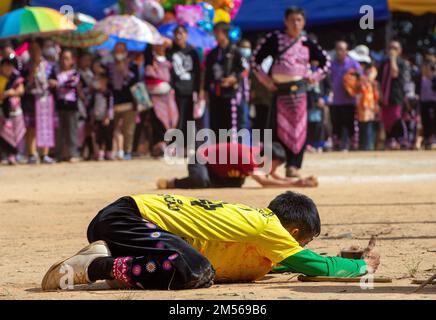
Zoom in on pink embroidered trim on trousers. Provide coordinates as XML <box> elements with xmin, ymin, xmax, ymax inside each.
<box><xmin>112</xmin><ymin>257</ymin><xmax>133</xmax><ymax>286</ymax></box>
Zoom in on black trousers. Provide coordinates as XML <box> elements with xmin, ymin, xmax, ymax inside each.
<box><xmin>176</xmin><ymin>93</ymin><xmax>194</xmax><ymax>134</ymax></box>
<box><xmin>87</xmin><ymin>197</ymin><xmax>215</xmax><ymax>290</ymax></box>
<box><xmin>252</xmin><ymin>104</ymin><xmax>269</xmax><ymax>130</ymax></box>
<box><xmin>95</xmin><ymin>120</ymin><xmax>114</xmax><ymax>151</ymax></box>
<box><xmin>307</xmin><ymin>121</ymin><xmax>325</xmax><ymax>146</ymax></box>
<box><xmin>150</xmin><ymin>109</ymin><xmax>167</xmax><ymax>146</ymax></box>
<box><xmin>420</xmin><ymin>101</ymin><xmax>436</xmax><ymax>140</ymax></box>
<box><xmin>0</xmin><ymin>137</ymin><xmax>17</xmax><ymax>155</ymax></box>
<box><xmin>285</xmin><ymin>146</ymin><xmax>305</xmax><ymax>169</ymax></box>
<box><xmin>174</xmin><ymin>163</ymin><xmax>245</xmax><ymax>189</ymax></box>
<box><xmin>329</xmin><ymin>104</ymin><xmax>356</xmax><ymax>148</ymax></box>
<box><xmin>209</xmin><ymin>95</ymin><xmax>233</xmax><ymax>134</ymax></box>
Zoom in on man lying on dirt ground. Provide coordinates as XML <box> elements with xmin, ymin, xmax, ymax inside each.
<box><xmin>157</xmin><ymin>142</ymin><xmax>318</xmax><ymax>189</ymax></box>
<box><xmin>42</xmin><ymin>192</ymin><xmax>380</xmax><ymax>290</ymax></box>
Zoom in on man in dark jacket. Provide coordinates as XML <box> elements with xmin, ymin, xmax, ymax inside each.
<box><xmin>202</xmin><ymin>22</ymin><xmax>244</xmax><ymax>138</ymax></box>
<box><xmin>167</xmin><ymin>25</ymin><xmax>201</xmax><ymax>147</ymax></box>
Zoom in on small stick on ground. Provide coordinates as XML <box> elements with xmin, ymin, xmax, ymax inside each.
<box><xmin>414</xmin><ymin>273</ymin><xmax>436</xmax><ymax>293</ymax></box>
<box><xmin>297</xmin><ymin>275</ymin><xmax>392</xmax><ymax>283</ymax></box>
<box><xmin>362</xmin><ymin>235</ymin><xmax>377</xmax><ymax>258</ymax></box>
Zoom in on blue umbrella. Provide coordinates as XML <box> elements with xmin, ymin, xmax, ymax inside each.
<box><xmin>158</xmin><ymin>23</ymin><xmax>216</xmax><ymax>50</ymax></box>
<box><xmin>92</xmin><ymin>35</ymin><xmax>147</xmax><ymax>52</ymax></box>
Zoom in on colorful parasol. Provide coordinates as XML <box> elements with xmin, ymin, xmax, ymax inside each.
<box><xmin>158</xmin><ymin>23</ymin><xmax>216</xmax><ymax>49</ymax></box>
<box><xmin>55</xmin><ymin>13</ymin><xmax>108</xmax><ymax>48</ymax></box>
<box><xmin>94</xmin><ymin>14</ymin><xmax>163</xmax><ymax>45</ymax></box>
<box><xmin>92</xmin><ymin>35</ymin><xmax>148</xmax><ymax>52</ymax></box>
<box><xmin>0</xmin><ymin>6</ymin><xmax>76</xmax><ymax>40</ymax></box>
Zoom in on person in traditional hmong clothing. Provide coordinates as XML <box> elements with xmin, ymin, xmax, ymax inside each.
<box><xmin>145</xmin><ymin>41</ymin><xmax>179</xmax><ymax>157</ymax></box>
<box><xmin>107</xmin><ymin>43</ymin><xmax>139</xmax><ymax>161</ymax></box>
<box><xmin>41</xmin><ymin>192</ymin><xmax>379</xmax><ymax>291</ymax></box>
<box><xmin>49</xmin><ymin>49</ymin><xmax>82</xmax><ymax>163</ymax></box>
<box><xmin>78</xmin><ymin>51</ymin><xmax>96</xmax><ymax>160</ymax></box>
<box><xmin>0</xmin><ymin>58</ymin><xmax>25</xmax><ymax>165</ymax></box>
<box><xmin>91</xmin><ymin>72</ymin><xmax>115</xmax><ymax>161</ymax></box>
<box><xmin>251</xmin><ymin>7</ymin><xmax>330</xmax><ymax>178</ymax></box>
<box><xmin>203</xmin><ymin>22</ymin><xmax>244</xmax><ymax>140</ymax></box>
<box><xmin>22</xmin><ymin>41</ymin><xmax>56</xmax><ymax>164</ymax></box>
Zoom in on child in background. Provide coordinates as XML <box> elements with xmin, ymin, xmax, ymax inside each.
<box><xmin>356</xmin><ymin>63</ymin><xmax>380</xmax><ymax>151</ymax></box>
<box><xmin>306</xmin><ymin>62</ymin><xmax>331</xmax><ymax>152</ymax></box>
<box><xmin>0</xmin><ymin>58</ymin><xmax>25</xmax><ymax>165</ymax></box>
<box><xmin>348</xmin><ymin>45</ymin><xmax>380</xmax><ymax>151</ymax></box>
<box><xmin>419</xmin><ymin>60</ymin><xmax>436</xmax><ymax>149</ymax></box>
<box><xmin>91</xmin><ymin>73</ymin><xmax>114</xmax><ymax>161</ymax></box>
<box><xmin>78</xmin><ymin>52</ymin><xmax>96</xmax><ymax>160</ymax></box>
<box><xmin>50</xmin><ymin>49</ymin><xmax>82</xmax><ymax>162</ymax></box>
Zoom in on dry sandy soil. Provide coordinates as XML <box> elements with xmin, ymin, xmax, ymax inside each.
<box><xmin>1</xmin><ymin>151</ymin><xmax>435</xmax><ymax>300</ymax></box>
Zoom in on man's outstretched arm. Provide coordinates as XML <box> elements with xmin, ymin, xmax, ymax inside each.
<box><xmin>251</xmin><ymin>174</ymin><xmax>318</xmax><ymax>188</ymax></box>
<box><xmin>275</xmin><ymin>249</ymin><xmax>367</xmax><ymax>277</ymax></box>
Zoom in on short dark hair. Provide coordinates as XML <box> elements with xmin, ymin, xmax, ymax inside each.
<box><xmin>60</xmin><ymin>48</ymin><xmax>73</xmax><ymax>57</ymax></box>
<box><xmin>270</xmin><ymin>142</ymin><xmax>286</xmax><ymax>163</ymax></box>
<box><xmin>79</xmin><ymin>51</ymin><xmax>92</xmax><ymax>59</ymax></box>
<box><xmin>0</xmin><ymin>57</ymin><xmax>14</xmax><ymax>66</ymax></box>
<box><xmin>284</xmin><ymin>6</ymin><xmax>305</xmax><ymax>19</ymax></box>
<box><xmin>389</xmin><ymin>39</ymin><xmax>402</xmax><ymax>48</ymax></box>
<box><xmin>0</xmin><ymin>40</ymin><xmax>13</xmax><ymax>50</ymax></box>
<box><xmin>174</xmin><ymin>24</ymin><xmax>188</xmax><ymax>35</ymax></box>
<box><xmin>268</xmin><ymin>191</ymin><xmax>321</xmax><ymax>238</ymax></box>
<box><xmin>213</xmin><ymin>22</ymin><xmax>231</xmax><ymax>35</ymax></box>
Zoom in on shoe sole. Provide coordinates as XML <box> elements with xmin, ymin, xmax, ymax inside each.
<box><xmin>41</xmin><ymin>240</ymin><xmax>110</xmax><ymax>291</ymax></box>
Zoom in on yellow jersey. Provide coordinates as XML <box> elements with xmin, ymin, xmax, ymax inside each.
<box><xmin>131</xmin><ymin>194</ymin><xmax>303</xmax><ymax>282</ymax></box>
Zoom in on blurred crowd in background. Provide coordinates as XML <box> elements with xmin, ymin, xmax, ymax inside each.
<box><xmin>0</xmin><ymin>3</ymin><xmax>435</xmax><ymax>168</ymax></box>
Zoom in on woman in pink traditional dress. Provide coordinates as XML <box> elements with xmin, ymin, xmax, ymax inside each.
<box><xmin>251</xmin><ymin>7</ymin><xmax>330</xmax><ymax>178</ymax></box>
<box><xmin>144</xmin><ymin>40</ymin><xmax>179</xmax><ymax>157</ymax></box>
<box><xmin>22</xmin><ymin>41</ymin><xmax>56</xmax><ymax>164</ymax></box>
<box><xmin>0</xmin><ymin>58</ymin><xmax>25</xmax><ymax>165</ymax></box>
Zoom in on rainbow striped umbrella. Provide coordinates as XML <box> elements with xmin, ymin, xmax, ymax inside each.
<box><xmin>0</xmin><ymin>6</ymin><xmax>76</xmax><ymax>40</ymax></box>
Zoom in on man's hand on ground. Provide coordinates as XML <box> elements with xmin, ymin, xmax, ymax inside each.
<box><xmin>362</xmin><ymin>236</ymin><xmax>380</xmax><ymax>273</ymax></box>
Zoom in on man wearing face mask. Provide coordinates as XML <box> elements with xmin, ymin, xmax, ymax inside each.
<box><xmin>107</xmin><ymin>43</ymin><xmax>139</xmax><ymax>161</ymax></box>
<box><xmin>42</xmin><ymin>40</ymin><xmax>60</xmax><ymax>65</ymax></box>
<box><xmin>167</xmin><ymin>25</ymin><xmax>201</xmax><ymax>151</ymax></box>
<box><xmin>144</xmin><ymin>40</ymin><xmax>179</xmax><ymax>157</ymax></box>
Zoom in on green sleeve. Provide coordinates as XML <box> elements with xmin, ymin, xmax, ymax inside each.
<box><xmin>275</xmin><ymin>249</ymin><xmax>367</xmax><ymax>277</ymax></box>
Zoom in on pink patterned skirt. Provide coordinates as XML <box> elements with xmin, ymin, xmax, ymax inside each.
<box><xmin>276</xmin><ymin>92</ymin><xmax>307</xmax><ymax>154</ymax></box>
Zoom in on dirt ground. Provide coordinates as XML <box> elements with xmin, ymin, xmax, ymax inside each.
<box><xmin>1</xmin><ymin>150</ymin><xmax>435</xmax><ymax>300</ymax></box>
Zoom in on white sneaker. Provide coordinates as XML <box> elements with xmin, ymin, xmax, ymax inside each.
<box><xmin>41</xmin><ymin>240</ymin><xmax>111</xmax><ymax>291</ymax></box>
<box><xmin>156</xmin><ymin>178</ymin><xmax>169</xmax><ymax>189</ymax></box>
